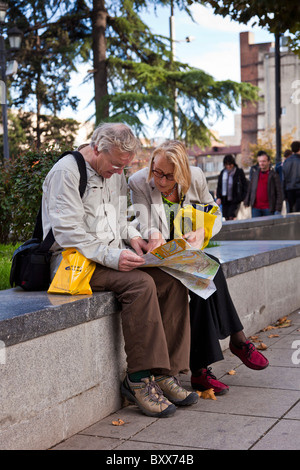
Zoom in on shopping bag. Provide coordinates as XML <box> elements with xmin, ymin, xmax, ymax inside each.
<box><xmin>48</xmin><ymin>249</ymin><xmax>96</xmax><ymax>295</ymax></box>
<box><xmin>173</xmin><ymin>203</ymin><xmax>218</xmax><ymax>250</ymax></box>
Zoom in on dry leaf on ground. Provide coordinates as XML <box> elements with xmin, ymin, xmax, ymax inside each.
<box><xmin>227</xmin><ymin>369</ymin><xmax>236</xmax><ymax>375</ymax></box>
<box><xmin>249</xmin><ymin>335</ymin><xmax>260</xmax><ymax>342</ymax></box>
<box><xmin>201</xmin><ymin>388</ymin><xmax>217</xmax><ymax>400</ymax></box>
<box><xmin>268</xmin><ymin>334</ymin><xmax>279</xmax><ymax>338</ymax></box>
<box><xmin>196</xmin><ymin>388</ymin><xmax>217</xmax><ymax>400</ymax></box>
<box><xmin>262</xmin><ymin>325</ymin><xmax>276</xmax><ymax>331</ymax></box>
<box><xmin>112</xmin><ymin>419</ymin><xmax>125</xmax><ymax>426</ymax></box>
<box><xmin>257</xmin><ymin>342</ymin><xmax>268</xmax><ymax>350</ymax></box>
<box><xmin>262</xmin><ymin>316</ymin><xmax>292</xmax><ymax>332</ymax></box>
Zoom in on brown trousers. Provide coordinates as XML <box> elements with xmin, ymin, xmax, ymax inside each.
<box><xmin>90</xmin><ymin>265</ymin><xmax>190</xmax><ymax>376</ymax></box>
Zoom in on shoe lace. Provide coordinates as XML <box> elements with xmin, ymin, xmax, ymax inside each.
<box><xmin>243</xmin><ymin>341</ymin><xmax>256</xmax><ymax>358</ymax></box>
<box><xmin>144</xmin><ymin>377</ymin><xmax>170</xmax><ymax>405</ymax></box>
<box><xmin>206</xmin><ymin>367</ymin><xmax>217</xmax><ymax>380</ymax></box>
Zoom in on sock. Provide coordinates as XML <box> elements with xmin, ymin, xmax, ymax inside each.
<box><xmin>128</xmin><ymin>370</ymin><xmax>151</xmax><ymax>382</ymax></box>
<box><xmin>192</xmin><ymin>368</ymin><xmax>206</xmax><ymax>377</ymax></box>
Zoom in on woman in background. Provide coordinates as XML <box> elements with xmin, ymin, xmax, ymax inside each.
<box><xmin>216</xmin><ymin>154</ymin><xmax>248</xmax><ymax>220</ymax></box>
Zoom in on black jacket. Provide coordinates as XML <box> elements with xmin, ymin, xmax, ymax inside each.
<box><xmin>282</xmin><ymin>153</ymin><xmax>300</xmax><ymax>192</ymax></box>
<box><xmin>217</xmin><ymin>167</ymin><xmax>248</xmax><ymax>204</ymax></box>
<box><xmin>244</xmin><ymin>167</ymin><xmax>283</xmax><ymax>213</ymax></box>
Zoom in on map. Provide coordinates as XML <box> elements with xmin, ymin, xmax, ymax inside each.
<box><xmin>142</xmin><ymin>239</ymin><xmax>219</xmax><ymax>299</ymax></box>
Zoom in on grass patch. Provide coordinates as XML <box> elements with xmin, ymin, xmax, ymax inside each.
<box><xmin>0</xmin><ymin>244</ymin><xmax>20</xmax><ymax>290</ymax></box>
<box><xmin>206</xmin><ymin>240</ymin><xmax>220</xmax><ymax>248</ymax></box>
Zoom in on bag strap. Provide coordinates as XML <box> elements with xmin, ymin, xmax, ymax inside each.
<box><xmin>33</xmin><ymin>151</ymin><xmax>88</xmax><ymax>251</ymax></box>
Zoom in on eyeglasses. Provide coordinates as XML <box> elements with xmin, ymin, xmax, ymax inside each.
<box><xmin>152</xmin><ymin>168</ymin><xmax>174</xmax><ymax>181</ymax></box>
<box><xmin>111</xmin><ymin>163</ymin><xmax>132</xmax><ymax>170</ymax></box>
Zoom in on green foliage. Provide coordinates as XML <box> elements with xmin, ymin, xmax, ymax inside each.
<box><xmin>0</xmin><ymin>145</ymin><xmax>70</xmax><ymax>244</ymax></box>
<box><xmin>0</xmin><ymin>243</ymin><xmax>20</xmax><ymax>290</ymax></box>
<box><xmin>202</xmin><ymin>0</ymin><xmax>300</xmax><ymax>34</ymax></box>
<box><xmin>5</xmin><ymin>0</ymin><xmax>82</xmax><ymax>149</ymax></box>
<box><xmin>4</xmin><ymin>0</ymin><xmax>258</xmax><ymax>150</ymax></box>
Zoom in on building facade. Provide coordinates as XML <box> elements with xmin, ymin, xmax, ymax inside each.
<box><xmin>240</xmin><ymin>31</ymin><xmax>300</xmax><ymax>165</ymax></box>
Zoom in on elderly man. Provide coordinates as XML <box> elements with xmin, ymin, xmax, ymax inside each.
<box><xmin>42</xmin><ymin>123</ymin><xmax>198</xmax><ymax>418</ymax></box>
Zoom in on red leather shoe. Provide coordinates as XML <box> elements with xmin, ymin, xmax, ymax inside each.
<box><xmin>191</xmin><ymin>368</ymin><xmax>229</xmax><ymax>395</ymax></box>
<box><xmin>229</xmin><ymin>340</ymin><xmax>269</xmax><ymax>370</ymax></box>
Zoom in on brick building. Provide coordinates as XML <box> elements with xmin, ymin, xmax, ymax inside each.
<box><xmin>240</xmin><ymin>31</ymin><xmax>300</xmax><ymax>165</ymax></box>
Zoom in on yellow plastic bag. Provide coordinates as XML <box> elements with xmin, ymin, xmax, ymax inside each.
<box><xmin>48</xmin><ymin>248</ymin><xmax>96</xmax><ymax>295</ymax></box>
<box><xmin>173</xmin><ymin>204</ymin><xmax>218</xmax><ymax>250</ymax></box>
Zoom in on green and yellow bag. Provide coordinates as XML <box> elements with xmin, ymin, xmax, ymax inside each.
<box><xmin>173</xmin><ymin>203</ymin><xmax>218</xmax><ymax>250</ymax></box>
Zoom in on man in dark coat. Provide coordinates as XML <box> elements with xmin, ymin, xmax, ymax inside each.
<box><xmin>282</xmin><ymin>141</ymin><xmax>300</xmax><ymax>213</ymax></box>
<box><xmin>244</xmin><ymin>152</ymin><xmax>283</xmax><ymax>217</ymax></box>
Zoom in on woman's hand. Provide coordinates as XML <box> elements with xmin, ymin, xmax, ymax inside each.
<box><xmin>182</xmin><ymin>227</ymin><xmax>205</xmax><ymax>249</ymax></box>
<box><xmin>146</xmin><ymin>232</ymin><xmax>166</xmax><ymax>253</ymax></box>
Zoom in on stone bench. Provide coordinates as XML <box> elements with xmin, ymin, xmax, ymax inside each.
<box><xmin>1</xmin><ymin>239</ymin><xmax>300</xmax><ymax>450</ymax></box>
<box><xmin>213</xmin><ymin>213</ymin><xmax>300</xmax><ymax>241</ymax></box>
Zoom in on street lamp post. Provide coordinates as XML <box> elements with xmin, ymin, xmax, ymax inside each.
<box><xmin>169</xmin><ymin>0</ymin><xmax>178</xmax><ymax>139</ymax></box>
<box><xmin>169</xmin><ymin>1</ymin><xmax>194</xmax><ymax>140</ymax></box>
<box><xmin>275</xmin><ymin>32</ymin><xmax>282</xmax><ymax>167</ymax></box>
<box><xmin>0</xmin><ymin>2</ymin><xmax>22</xmax><ymax>161</ymax></box>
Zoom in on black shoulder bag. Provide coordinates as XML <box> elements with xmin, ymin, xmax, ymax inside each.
<box><xmin>9</xmin><ymin>151</ymin><xmax>87</xmax><ymax>291</ymax></box>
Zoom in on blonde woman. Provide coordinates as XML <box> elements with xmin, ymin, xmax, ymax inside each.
<box><xmin>129</xmin><ymin>140</ymin><xmax>269</xmax><ymax>395</ymax></box>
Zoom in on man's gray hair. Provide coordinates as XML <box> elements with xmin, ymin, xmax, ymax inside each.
<box><xmin>90</xmin><ymin>122</ymin><xmax>140</xmax><ymax>155</ymax></box>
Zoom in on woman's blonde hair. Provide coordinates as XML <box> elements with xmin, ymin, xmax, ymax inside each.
<box><xmin>148</xmin><ymin>140</ymin><xmax>192</xmax><ymax>194</ymax></box>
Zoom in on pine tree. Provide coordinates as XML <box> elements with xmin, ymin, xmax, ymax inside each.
<box><xmin>6</xmin><ymin>0</ymin><xmax>258</xmax><ymax>148</ymax></box>
<box><xmin>5</xmin><ymin>0</ymin><xmax>82</xmax><ymax>150</ymax></box>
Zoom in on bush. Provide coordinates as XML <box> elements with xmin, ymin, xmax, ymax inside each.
<box><xmin>0</xmin><ymin>243</ymin><xmax>20</xmax><ymax>290</ymax></box>
<box><xmin>0</xmin><ymin>145</ymin><xmax>70</xmax><ymax>244</ymax></box>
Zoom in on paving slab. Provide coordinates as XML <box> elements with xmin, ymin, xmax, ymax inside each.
<box><xmin>52</xmin><ymin>309</ymin><xmax>300</xmax><ymax>451</ymax></box>
<box><xmin>224</xmin><ymin>365</ymin><xmax>300</xmax><ymax>391</ymax></box>
<box><xmin>121</xmin><ymin>409</ymin><xmax>276</xmax><ymax>450</ymax></box>
<box><xmin>252</xmin><ymin>419</ymin><xmax>300</xmax><ymax>450</ymax></box>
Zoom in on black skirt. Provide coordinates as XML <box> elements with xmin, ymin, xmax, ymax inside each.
<box><xmin>189</xmin><ymin>253</ymin><xmax>243</xmax><ymax>371</ymax></box>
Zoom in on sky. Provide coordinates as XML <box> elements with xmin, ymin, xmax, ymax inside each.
<box><xmin>61</xmin><ymin>3</ymin><xmax>275</xmax><ymax>139</ymax></box>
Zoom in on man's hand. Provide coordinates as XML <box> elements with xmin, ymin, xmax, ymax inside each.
<box><xmin>118</xmin><ymin>249</ymin><xmax>145</xmax><ymax>271</ymax></box>
<box><xmin>182</xmin><ymin>227</ymin><xmax>205</xmax><ymax>249</ymax></box>
<box><xmin>130</xmin><ymin>236</ymin><xmax>148</xmax><ymax>255</ymax></box>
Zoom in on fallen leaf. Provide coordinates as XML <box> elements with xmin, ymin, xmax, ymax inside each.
<box><xmin>262</xmin><ymin>317</ymin><xmax>292</xmax><ymax>331</ymax></box>
<box><xmin>268</xmin><ymin>334</ymin><xmax>279</xmax><ymax>338</ymax></box>
<box><xmin>196</xmin><ymin>389</ymin><xmax>217</xmax><ymax>400</ymax></box>
<box><xmin>249</xmin><ymin>335</ymin><xmax>260</xmax><ymax>343</ymax></box>
<box><xmin>227</xmin><ymin>369</ymin><xmax>236</xmax><ymax>375</ymax></box>
<box><xmin>262</xmin><ymin>325</ymin><xmax>276</xmax><ymax>331</ymax></box>
<box><xmin>201</xmin><ymin>388</ymin><xmax>217</xmax><ymax>400</ymax></box>
<box><xmin>277</xmin><ymin>316</ymin><xmax>287</xmax><ymax>324</ymax></box>
<box><xmin>112</xmin><ymin>419</ymin><xmax>125</xmax><ymax>426</ymax></box>
<box><xmin>278</xmin><ymin>321</ymin><xmax>291</xmax><ymax>329</ymax></box>
<box><xmin>275</xmin><ymin>317</ymin><xmax>291</xmax><ymax>328</ymax></box>
<box><xmin>257</xmin><ymin>342</ymin><xmax>268</xmax><ymax>350</ymax></box>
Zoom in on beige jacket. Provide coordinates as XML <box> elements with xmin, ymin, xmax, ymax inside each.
<box><xmin>128</xmin><ymin>166</ymin><xmax>222</xmax><ymax>240</ymax></box>
<box><xmin>42</xmin><ymin>153</ymin><xmax>141</xmax><ymax>276</ymax></box>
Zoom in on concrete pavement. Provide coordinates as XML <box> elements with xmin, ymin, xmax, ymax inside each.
<box><xmin>52</xmin><ymin>309</ymin><xmax>300</xmax><ymax>451</ymax></box>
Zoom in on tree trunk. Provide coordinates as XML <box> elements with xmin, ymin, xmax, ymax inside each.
<box><xmin>92</xmin><ymin>0</ymin><xmax>108</xmax><ymax>124</ymax></box>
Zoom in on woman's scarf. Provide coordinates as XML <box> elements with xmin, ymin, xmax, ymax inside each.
<box><xmin>222</xmin><ymin>167</ymin><xmax>236</xmax><ymax>201</ymax></box>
